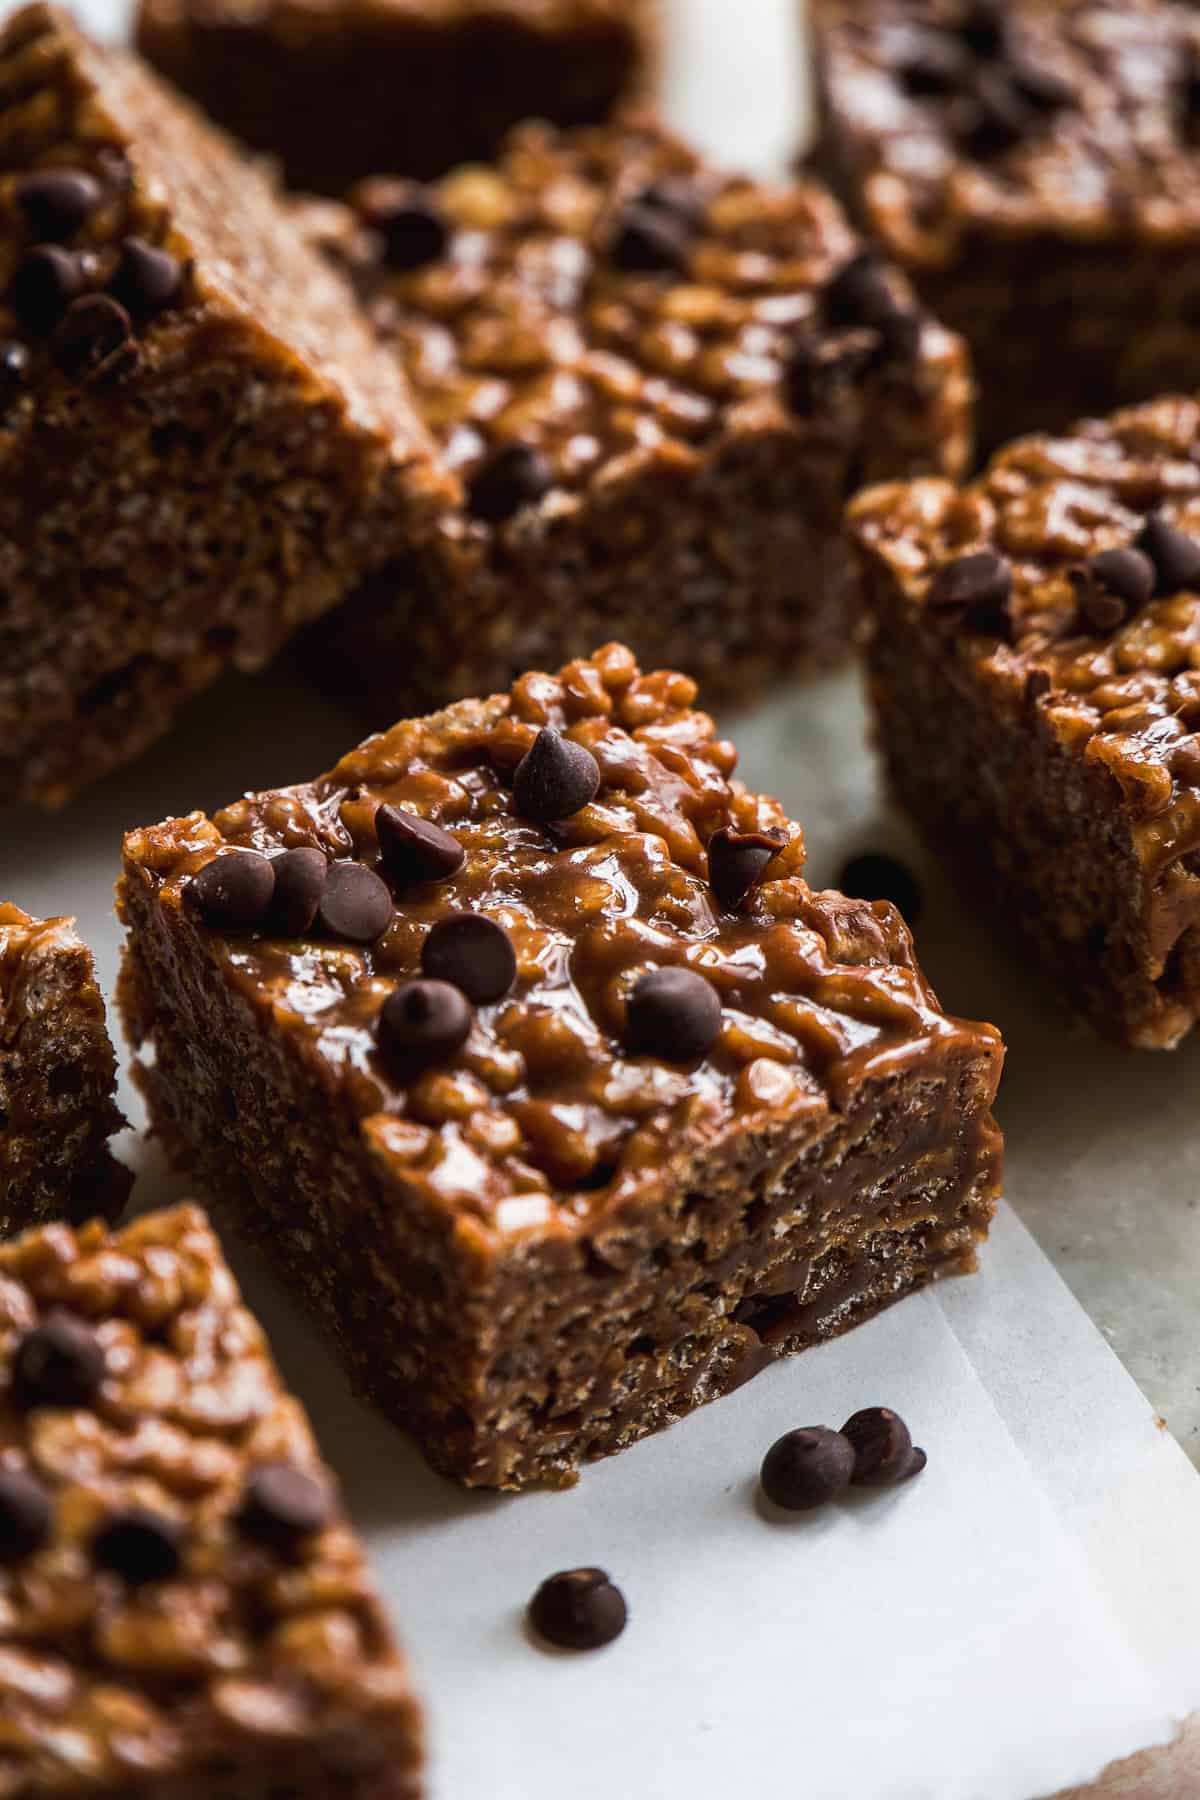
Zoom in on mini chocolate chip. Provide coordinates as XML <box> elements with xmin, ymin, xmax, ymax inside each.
<box><xmin>781</xmin><ymin>333</ymin><xmax>874</xmax><ymax>416</ymax></box>
<box><xmin>0</xmin><ymin>339</ymin><xmax>30</xmax><ymax>398</ymax></box>
<box><xmin>1008</xmin><ymin>59</ymin><xmax>1073</xmax><ymax>114</ymax></box>
<box><xmin>52</xmin><ymin>294</ymin><xmax>133</xmax><ymax>379</ymax></box>
<box><xmin>188</xmin><ymin>849</ymin><xmax>276</xmax><ymax>932</ymax></box>
<box><xmin>10</xmin><ymin>244</ymin><xmax>83</xmax><ymax>332</ymax></box>
<box><xmin>836</xmin><ymin>852</ymin><xmax>923</xmax><ymax>925</ymax></box>
<box><xmin>379</xmin><ymin>978</ymin><xmax>473</xmax><ymax>1073</ymax></box>
<box><xmin>959</xmin><ymin>0</ymin><xmax>1007</xmax><ymax>58</ymax></box>
<box><xmin>317</xmin><ymin>861</ymin><xmax>393</xmax><ymax>943</ymax></box>
<box><xmin>635</xmin><ymin>176</ymin><xmax>706</xmax><ymax>231</ymax></box>
<box><xmin>238</xmin><ymin>1463</ymin><xmax>331</xmax><ymax>1552</ymax></box>
<box><xmin>708</xmin><ymin>826</ymin><xmax>782</xmax><ymax>910</ymax></box>
<box><xmin>1070</xmin><ymin>546</ymin><xmax>1154</xmax><ymax>632</ymax></box>
<box><xmin>528</xmin><ymin>1567</ymin><xmax>627</xmax><ymax>1650</ymax></box>
<box><xmin>267</xmin><ymin>846</ymin><xmax>328</xmax><ymax>936</ymax></box>
<box><xmin>608</xmin><ymin>200</ymin><xmax>690</xmax><ymax>273</ymax></box>
<box><xmin>760</xmin><ymin>1426</ymin><xmax>855</xmax><ymax>1511</ymax></box>
<box><xmin>897</xmin><ymin>29</ymin><xmax>968</xmax><ymax>96</ymax></box>
<box><xmin>513</xmin><ymin>727</ymin><xmax>601</xmax><ymax>824</ymax></box>
<box><xmin>361</xmin><ymin>183</ymin><xmax>449</xmax><ymax>272</ymax></box>
<box><xmin>109</xmin><ymin>236</ymin><xmax>184</xmax><ymax>319</ymax></box>
<box><xmin>91</xmin><ymin>1506</ymin><xmax>183</xmax><ymax>1585</ymax></box>
<box><xmin>0</xmin><ymin>1469</ymin><xmax>51</xmax><ymax>1563</ymax></box>
<box><xmin>841</xmin><ymin>1406</ymin><xmax>914</xmax><ymax>1487</ymax></box>
<box><xmin>376</xmin><ymin>803</ymin><xmax>465</xmax><ymax>886</ymax></box>
<box><xmin>1135</xmin><ymin>512</ymin><xmax>1200</xmax><ymax>595</ymax></box>
<box><xmin>961</xmin><ymin>73</ymin><xmax>1031</xmax><ymax>158</ymax></box>
<box><xmin>466</xmin><ymin>442</ymin><xmax>552</xmax><ymax>523</ymax></box>
<box><xmin>822</xmin><ymin>251</ymin><xmax>920</xmax><ymax>361</ymax></box>
<box><xmin>11</xmin><ymin>1312</ymin><xmax>105</xmax><ymax>1411</ymax></box>
<box><xmin>15</xmin><ymin>169</ymin><xmax>101</xmax><ymax>241</ymax></box>
<box><xmin>422</xmin><ymin>912</ymin><xmax>516</xmax><ymax>1004</ymax></box>
<box><xmin>927</xmin><ymin>549</ymin><xmax>1013</xmax><ymax>635</ymax></box>
<box><xmin>626</xmin><ymin>966</ymin><xmax>722</xmax><ymax>1062</ymax></box>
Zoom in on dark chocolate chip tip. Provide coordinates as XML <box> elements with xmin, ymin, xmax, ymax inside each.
<box><xmin>512</xmin><ymin>726</ymin><xmax>601</xmax><ymax>824</ymax></box>
<box><xmin>421</xmin><ymin>912</ymin><xmax>517</xmax><ymax>1005</ymax></box>
<box><xmin>378</xmin><ymin>978</ymin><xmax>474</xmax><ymax>1074</ymax></box>
<box><xmin>238</xmin><ymin>1462</ymin><xmax>331</xmax><ymax>1553</ymax></box>
<box><xmin>376</xmin><ymin>803</ymin><xmax>465</xmax><ymax>887</ymax></box>
<box><xmin>708</xmin><ymin>825</ymin><xmax>782</xmax><ymax>910</ymax></box>
<box><xmin>528</xmin><ymin>1567</ymin><xmax>627</xmax><ymax>1651</ymax></box>
<box><xmin>187</xmin><ymin>848</ymin><xmax>276</xmax><ymax>932</ymax></box>
<box><xmin>760</xmin><ymin>1426</ymin><xmax>855</xmax><ymax>1512</ymax></box>
<box><xmin>625</xmin><ymin>965</ymin><xmax>723</xmax><ymax>1062</ymax></box>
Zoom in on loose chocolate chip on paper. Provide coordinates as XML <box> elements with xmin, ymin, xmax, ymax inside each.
<box><xmin>238</xmin><ymin>1463</ymin><xmax>331</xmax><ymax>1553</ymax></box>
<box><xmin>91</xmin><ymin>1506</ymin><xmax>183</xmax><ymax>1586</ymax></box>
<box><xmin>626</xmin><ymin>966</ymin><xmax>723</xmax><ymax>1062</ymax></box>
<box><xmin>1135</xmin><ymin>512</ymin><xmax>1200</xmax><ymax>595</ymax></box>
<box><xmin>376</xmin><ymin>803</ymin><xmax>465</xmax><ymax>887</ymax></box>
<box><xmin>52</xmin><ymin>294</ymin><xmax>133</xmax><ymax>379</ymax></box>
<box><xmin>422</xmin><ymin>912</ymin><xmax>517</xmax><ymax>1005</ymax></box>
<box><xmin>841</xmin><ymin>1406</ymin><xmax>915</xmax><ymax>1487</ymax></box>
<box><xmin>1070</xmin><ymin>546</ymin><xmax>1154</xmax><ymax>632</ymax></box>
<box><xmin>1008</xmin><ymin>58</ymin><xmax>1073</xmax><ymax>114</ymax></box>
<box><xmin>836</xmin><ymin>852</ymin><xmax>923</xmax><ymax>926</ymax></box>
<box><xmin>608</xmin><ymin>200</ymin><xmax>691</xmax><ymax>273</ymax></box>
<box><xmin>528</xmin><ymin>1567</ymin><xmax>627</xmax><ymax>1650</ymax></box>
<box><xmin>0</xmin><ymin>1469</ymin><xmax>51</xmax><ymax>1563</ymax></box>
<box><xmin>379</xmin><ymin>979</ymin><xmax>474</xmax><ymax>1073</ymax></box>
<box><xmin>466</xmin><ymin>441</ymin><xmax>552</xmax><ymax>523</ymax></box>
<box><xmin>708</xmin><ymin>826</ymin><xmax>782</xmax><ymax>910</ymax></box>
<box><xmin>759</xmin><ymin>1426</ymin><xmax>855</xmax><ymax>1511</ymax></box>
<box><xmin>10</xmin><ymin>1311</ymin><xmax>106</xmax><ymax>1412</ymax></box>
<box><xmin>513</xmin><ymin>726</ymin><xmax>601</xmax><ymax>824</ymax></box>
<box><xmin>10</xmin><ymin>244</ymin><xmax>83</xmax><ymax>333</ymax></box>
<box><xmin>927</xmin><ymin>549</ymin><xmax>1013</xmax><ymax>635</ymax></box>
<box><xmin>317</xmin><ymin>861</ymin><xmax>393</xmax><ymax>943</ymax></box>
<box><xmin>15</xmin><ymin>169</ymin><xmax>101</xmax><ymax>241</ymax></box>
<box><xmin>267</xmin><ymin>846</ymin><xmax>328</xmax><ymax>937</ymax></box>
<box><xmin>360</xmin><ymin>183</ymin><xmax>449</xmax><ymax>272</ymax></box>
<box><xmin>109</xmin><ymin>236</ymin><xmax>185</xmax><ymax>319</ymax></box>
<box><xmin>187</xmin><ymin>849</ymin><xmax>276</xmax><ymax>932</ymax></box>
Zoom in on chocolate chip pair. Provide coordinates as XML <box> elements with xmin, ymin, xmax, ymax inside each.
<box><xmin>895</xmin><ymin>3</ymin><xmax>1072</xmax><ymax>161</ymax></box>
<box><xmin>379</xmin><ymin>911</ymin><xmax>516</xmax><ymax>1075</ymax></box>
<box><xmin>759</xmin><ymin>1407</ymin><xmax>925</xmax><ymax>1511</ymax></box>
<box><xmin>188</xmin><ymin>846</ymin><xmax>393</xmax><ymax>945</ymax></box>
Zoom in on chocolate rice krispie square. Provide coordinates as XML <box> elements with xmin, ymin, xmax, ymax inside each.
<box><xmin>0</xmin><ymin>5</ymin><xmax>447</xmax><ymax>809</ymax></box>
<box><xmin>1</xmin><ymin>903</ymin><xmax>129</xmax><ymax>1237</ymax></box>
<box><xmin>137</xmin><ymin>0</ymin><xmax>658</xmax><ymax>194</ymax></box>
<box><xmin>300</xmin><ymin>117</ymin><xmax>975</xmax><ymax>721</ymax></box>
<box><xmin>0</xmin><ymin>1202</ymin><xmax>424</xmax><ymax>1797</ymax></box>
<box><xmin>809</xmin><ymin>0</ymin><xmax>1200</xmax><ymax>451</ymax></box>
<box><xmin>117</xmin><ymin>644</ymin><xmax>1003</xmax><ymax>1491</ymax></box>
<box><xmin>852</xmin><ymin>394</ymin><xmax>1200</xmax><ymax>1049</ymax></box>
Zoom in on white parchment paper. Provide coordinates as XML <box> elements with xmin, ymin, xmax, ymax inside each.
<box><xmin>4</xmin><ymin>0</ymin><xmax>1200</xmax><ymax>1793</ymax></box>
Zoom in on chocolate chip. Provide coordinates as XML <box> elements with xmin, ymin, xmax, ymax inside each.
<box><xmin>897</xmin><ymin>29</ymin><xmax>968</xmax><ymax>96</ymax></box>
<box><xmin>91</xmin><ymin>1506</ymin><xmax>183</xmax><ymax>1585</ymax></box>
<box><xmin>0</xmin><ymin>339</ymin><xmax>30</xmax><ymax>399</ymax></box>
<box><xmin>108</xmin><ymin>236</ymin><xmax>184</xmax><ymax>320</ymax></box>
<box><xmin>379</xmin><ymin>979</ymin><xmax>473</xmax><ymax>1073</ymax></box>
<box><xmin>781</xmin><ymin>333</ymin><xmax>874</xmax><ymax>415</ymax></box>
<box><xmin>708</xmin><ymin>826</ymin><xmax>781</xmax><ymax>910</ymax></box>
<box><xmin>267</xmin><ymin>846</ymin><xmax>328</xmax><ymax>936</ymax></box>
<box><xmin>187</xmin><ymin>849</ymin><xmax>276</xmax><ymax>932</ymax></box>
<box><xmin>626</xmin><ymin>966</ymin><xmax>722</xmax><ymax>1062</ymax></box>
<box><xmin>1008</xmin><ymin>59</ymin><xmax>1073</xmax><ymax>114</ymax></box>
<box><xmin>512</xmin><ymin>727</ymin><xmax>601</xmax><ymax>824</ymax></box>
<box><xmin>961</xmin><ymin>72</ymin><xmax>1031</xmax><ymax>158</ymax></box>
<box><xmin>1135</xmin><ymin>512</ymin><xmax>1200</xmax><ymax>595</ymax></box>
<box><xmin>759</xmin><ymin>1426</ymin><xmax>855</xmax><ymax>1511</ymax></box>
<box><xmin>927</xmin><ymin>549</ymin><xmax>1013</xmax><ymax>635</ymax></box>
<box><xmin>237</xmin><ymin>1463</ymin><xmax>331</xmax><ymax>1553</ymax></box>
<box><xmin>0</xmin><ymin>1469</ymin><xmax>51</xmax><ymax>1563</ymax></box>
<box><xmin>1070</xmin><ymin>546</ymin><xmax>1154</xmax><ymax>632</ymax></box>
<box><xmin>15</xmin><ymin>169</ymin><xmax>101</xmax><ymax>241</ymax></box>
<box><xmin>608</xmin><ymin>201</ymin><xmax>690</xmax><ymax>273</ymax></box>
<box><xmin>317</xmin><ymin>861</ymin><xmax>393</xmax><ymax>943</ymax></box>
<box><xmin>466</xmin><ymin>442</ymin><xmax>552</xmax><ymax>523</ymax></box>
<box><xmin>376</xmin><ymin>804</ymin><xmax>465</xmax><ymax>887</ymax></box>
<box><xmin>822</xmin><ymin>251</ymin><xmax>920</xmax><ymax>362</ymax></box>
<box><xmin>635</xmin><ymin>176</ymin><xmax>706</xmax><ymax>232</ymax></box>
<box><xmin>365</xmin><ymin>184</ymin><xmax>449</xmax><ymax>272</ymax></box>
<box><xmin>10</xmin><ymin>245</ymin><xmax>83</xmax><ymax>333</ymax></box>
<box><xmin>422</xmin><ymin>912</ymin><xmax>516</xmax><ymax>1004</ymax></box>
<box><xmin>836</xmin><ymin>852</ymin><xmax>923</xmax><ymax>925</ymax></box>
<box><xmin>841</xmin><ymin>1406</ymin><xmax>915</xmax><ymax>1487</ymax></box>
<box><xmin>959</xmin><ymin>0</ymin><xmax>1007</xmax><ymax>58</ymax></box>
<box><xmin>528</xmin><ymin>1567</ymin><xmax>627</xmax><ymax>1650</ymax></box>
<box><xmin>10</xmin><ymin>1312</ymin><xmax>105</xmax><ymax>1411</ymax></box>
<box><xmin>51</xmin><ymin>294</ymin><xmax>133</xmax><ymax>379</ymax></box>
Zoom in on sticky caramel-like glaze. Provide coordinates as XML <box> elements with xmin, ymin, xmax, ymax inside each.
<box><xmin>123</xmin><ymin>645</ymin><xmax>997</xmax><ymax>1234</ymax></box>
